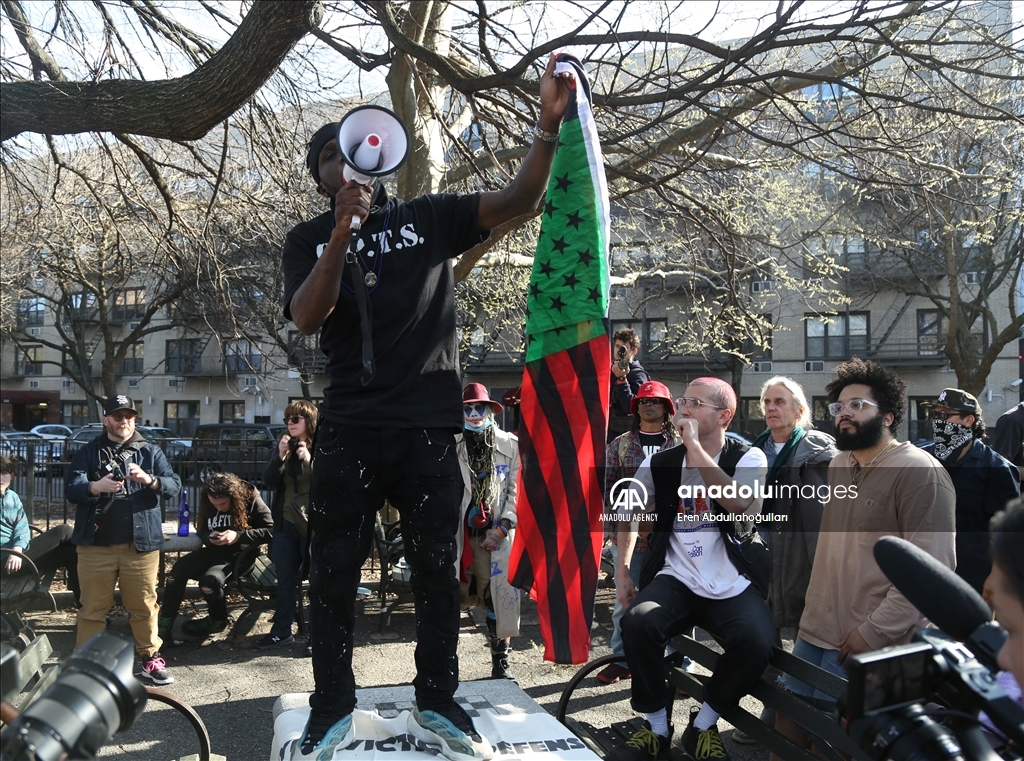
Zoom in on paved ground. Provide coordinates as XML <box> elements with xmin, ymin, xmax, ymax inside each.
<box><xmin>15</xmin><ymin>572</ymin><xmax>774</xmax><ymax>761</ymax></box>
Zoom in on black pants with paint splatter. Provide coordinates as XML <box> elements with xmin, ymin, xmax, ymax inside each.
<box><xmin>307</xmin><ymin>424</ymin><xmax>462</xmax><ymax>717</ymax></box>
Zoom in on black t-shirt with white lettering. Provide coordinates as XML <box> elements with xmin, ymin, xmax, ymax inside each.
<box><xmin>282</xmin><ymin>185</ymin><xmax>485</xmax><ymax>429</ymax></box>
<box><xmin>637</xmin><ymin>431</ymin><xmax>667</xmax><ymax>459</ymax></box>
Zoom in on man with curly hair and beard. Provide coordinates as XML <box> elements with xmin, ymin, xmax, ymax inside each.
<box><xmin>772</xmin><ymin>359</ymin><xmax>956</xmax><ymax>761</ymax></box>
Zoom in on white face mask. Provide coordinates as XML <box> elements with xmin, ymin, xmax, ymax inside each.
<box><xmin>463</xmin><ymin>403</ymin><xmax>492</xmax><ymax>431</ymax></box>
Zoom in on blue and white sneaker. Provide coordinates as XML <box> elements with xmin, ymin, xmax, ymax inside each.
<box><xmin>290</xmin><ymin>712</ymin><xmax>355</xmax><ymax>761</ymax></box>
<box><xmin>410</xmin><ymin>703</ymin><xmax>494</xmax><ymax>761</ymax></box>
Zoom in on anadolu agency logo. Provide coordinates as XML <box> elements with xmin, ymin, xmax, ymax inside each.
<box><xmin>608</xmin><ymin>477</ymin><xmax>648</xmax><ymax>519</ymax></box>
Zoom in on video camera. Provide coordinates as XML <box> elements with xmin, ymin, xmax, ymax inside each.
<box><xmin>616</xmin><ymin>344</ymin><xmax>630</xmax><ymax>372</ymax></box>
<box><xmin>1</xmin><ymin>633</ymin><xmax>147</xmax><ymax>761</ymax></box>
<box><xmin>837</xmin><ymin>537</ymin><xmax>1024</xmax><ymax>761</ymax></box>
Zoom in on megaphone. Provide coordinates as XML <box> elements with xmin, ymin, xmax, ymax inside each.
<box><xmin>337</xmin><ymin>105</ymin><xmax>411</xmax><ymax>230</ymax></box>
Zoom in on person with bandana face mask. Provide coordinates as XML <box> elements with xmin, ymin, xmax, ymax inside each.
<box><xmin>455</xmin><ymin>383</ymin><xmax>520</xmax><ymax>680</ymax></box>
<box><xmin>922</xmin><ymin>388</ymin><xmax>1020</xmax><ymax>594</ymax></box>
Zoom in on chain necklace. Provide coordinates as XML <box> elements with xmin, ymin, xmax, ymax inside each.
<box><xmin>852</xmin><ymin>438</ymin><xmax>898</xmax><ymax>486</ymax></box>
<box><xmin>338</xmin><ymin>200</ymin><xmax>391</xmax><ymax>293</ymax></box>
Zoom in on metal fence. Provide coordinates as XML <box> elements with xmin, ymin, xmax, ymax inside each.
<box><xmin>2</xmin><ymin>439</ymin><xmax>275</xmax><ymax>528</ymax></box>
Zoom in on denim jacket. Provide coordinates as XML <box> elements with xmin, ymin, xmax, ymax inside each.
<box><xmin>66</xmin><ymin>432</ymin><xmax>181</xmax><ymax>552</ymax></box>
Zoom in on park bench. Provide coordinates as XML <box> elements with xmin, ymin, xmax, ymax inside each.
<box><xmin>0</xmin><ymin>529</ymin><xmax>61</xmax><ymax>645</ymax></box>
<box><xmin>558</xmin><ymin>631</ymin><xmax>871</xmax><ymax>761</ymax></box>
<box><xmin>230</xmin><ymin>541</ymin><xmax>308</xmax><ymax>636</ymax></box>
<box><xmin>0</xmin><ymin>633</ymin><xmax>59</xmax><ymax>720</ymax></box>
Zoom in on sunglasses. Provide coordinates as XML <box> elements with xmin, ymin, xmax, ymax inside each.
<box><xmin>930</xmin><ymin>409</ymin><xmax>962</xmax><ymax>422</ymax></box>
<box><xmin>284</xmin><ymin>416</ymin><xmax>305</xmax><ymax>424</ymax></box>
<box><xmin>106</xmin><ymin>412</ymin><xmax>136</xmax><ymax>422</ymax></box>
<box><xmin>827</xmin><ymin>399</ymin><xmax>880</xmax><ymax>416</ymax></box>
<box><xmin>637</xmin><ymin>398</ymin><xmax>665</xmax><ymax>407</ymax></box>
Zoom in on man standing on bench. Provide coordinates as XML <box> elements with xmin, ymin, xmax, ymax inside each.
<box><xmin>618</xmin><ymin>377</ymin><xmax>775</xmax><ymax>761</ymax></box>
<box><xmin>771</xmin><ymin>359</ymin><xmax>956</xmax><ymax>761</ymax></box>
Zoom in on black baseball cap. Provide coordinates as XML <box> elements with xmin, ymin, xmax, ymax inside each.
<box><xmin>307</xmin><ymin>122</ymin><xmax>339</xmax><ymax>185</ymax></box>
<box><xmin>103</xmin><ymin>394</ymin><xmax>137</xmax><ymax>416</ymax></box>
<box><xmin>933</xmin><ymin>388</ymin><xmax>979</xmax><ymax>416</ymax></box>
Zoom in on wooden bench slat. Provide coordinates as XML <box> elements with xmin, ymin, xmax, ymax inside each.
<box><xmin>16</xmin><ymin>664</ymin><xmax>58</xmax><ymax>710</ymax></box>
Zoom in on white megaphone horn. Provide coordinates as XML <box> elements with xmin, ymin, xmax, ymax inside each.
<box><xmin>337</xmin><ymin>105</ymin><xmax>411</xmax><ymax>230</ymax></box>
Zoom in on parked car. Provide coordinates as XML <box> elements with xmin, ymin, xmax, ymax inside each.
<box><xmin>66</xmin><ymin>423</ymin><xmax>191</xmax><ymax>460</ymax></box>
<box><xmin>191</xmin><ymin>423</ymin><xmax>287</xmax><ymax>485</ymax></box>
<box><xmin>137</xmin><ymin>426</ymin><xmax>192</xmax><ymax>461</ymax></box>
<box><xmin>0</xmin><ymin>431</ymin><xmax>63</xmax><ymax>474</ymax></box>
<box><xmin>29</xmin><ymin>424</ymin><xmax>74</xmax><ymax>441</ymax></box>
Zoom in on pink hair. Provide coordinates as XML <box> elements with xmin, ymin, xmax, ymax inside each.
<box><xmin>689</xmin><ymin>377</ymin><xmax>737</xmax><ymax>414</ymax></box>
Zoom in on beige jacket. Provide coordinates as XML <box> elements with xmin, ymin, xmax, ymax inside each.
<box><xmin>799</xmin><ymin>441</ymin><xmax>956</xmax><ymax>651</ymax></box>
<box><xmin>456</xmin><ymin>427</ymin><xmax>521</xmax><ymax>638</ymax></box>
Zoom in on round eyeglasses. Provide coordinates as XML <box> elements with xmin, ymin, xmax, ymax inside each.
<box><xmin>827</xmin><ymin>399</ymin><xmax>880</xmax><ymax>416</ymax></box>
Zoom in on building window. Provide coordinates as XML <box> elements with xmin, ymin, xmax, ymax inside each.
<box><xmin>805</xmin><ymin>313</ymin><xmax>869</xmax><ymax>359</ymax></box>
<box><xmin>907</xmin><ymin>397</ymin><xmax>934</xmax><ymax>445</ymax></box>
<box><xmin>220</xmin><ymin>401</ymin><xmax>245</xmax><ymax>423</ymax></box>
<box><xmin>18</xmin><ymin>298</ymin><xmax>45</xmax><ymax>326</ymax></box>
<box><xmin>111</xmin><ymin>288</ymin><xmax>146</xmax><ymax>322</ymax></box>
<box><xmin>225</xmin><ymin>340</ymin><xmax>262</xmax><ymax>374</ymax></box>
<box><xmin>15</xmin><ymin>346</ymin><xmax>43</xmax><ymax>376</ymax></box>
<box><xmin>166</xmin><ymin>339</ymin><xmax>202</xmax><ymax>375</ymax></box>
<box><xmin>118</xmin><ymin>342</ymin><xmax>144</xmax><ymax>375</ymax></box>
<box><xmin>63</xmin><ymin>292</ymin><xmax>97</xmax><ymax>324</ymax></box>
<box><xmin>917</xmin><ymin>309</ymin><xmax>986</xmax><ymax>357</ymax></box>
<box><xmin>645</xmin><ymin>319</ymin><xmax>669</xmax><ymax>360</ymax></box>
<box><xmin>164</xmin><ymin>401</ymin><xmax>200</xmax><ymax>437</ymax></box>
<box><xmin>732</xmin><ymin>397</ymin><xmax>766</xmax><ymax>442</ymax></box>
<box><xmin>917</xmin><ymin>310</ymin><xmax>945</xmax><ymax>355</ymax></box>
<box><xmin>62</xmin><ymin>402</ymin><xmax>91</xmax><ymax>428</ymax></box>
<box><xmin>811</xmin><ymin>396</ymin><xmax>835</xmax><ymax>436</ymax></box>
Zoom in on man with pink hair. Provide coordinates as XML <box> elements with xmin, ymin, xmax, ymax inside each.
<box><xmin>617</xmin><ymin>378</ymin><xmax>774</xmax><ymax>761</ymax></box>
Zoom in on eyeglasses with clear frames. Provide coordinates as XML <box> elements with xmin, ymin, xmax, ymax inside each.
<box><xmin>677</xmin><ymin>397</ymin><xmax>725</xmax><ymax>411</ymax></box>
<box><xmin>930</xmin><ymin>409</ymin><xmax>961</xmax><ymax>422</ymax></box>
<box><xmin>827</xmin><ymin>399</ymin><xmax>880</xmax><ymax>417</ymax></box>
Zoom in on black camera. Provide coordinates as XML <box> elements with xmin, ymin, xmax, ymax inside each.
<box><xmin>615</xmin><ymin>344</ymin><xmax>630</xmax><ymax>372</ymax></box>
<box><xmin>1</xmin><ymin>633</ymin><xmax>147</xmax><ymax>760</ymax></box>
<box><xmin>289</xmin><ymin>437</ymin><xmax>300</xmax><ymax>455</ymax></box>
<box><xmin>837</xmin><ymin>538</ymin><xmax>1024</xmax><ymax>761</ymax></box>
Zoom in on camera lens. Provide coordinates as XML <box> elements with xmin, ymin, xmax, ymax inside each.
<box><xmin>0</xmin><ymin>633</ymin><xmax>147</xmax><ymax>760</ymax></box>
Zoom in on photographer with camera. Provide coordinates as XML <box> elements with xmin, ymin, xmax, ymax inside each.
<box><xmin>257</xmin><ymin>400</ymin><xmax>317</xmax><ymax>652</ymax></box>
<box><xmin>609</xmin><ymin>328</ymin><xmax>648</xmax><ymax>441</ymax></box>
<box><xmin>65</xmin><ymin>395</ymin><xmax>181</xmax><ymax>686</ymax></box>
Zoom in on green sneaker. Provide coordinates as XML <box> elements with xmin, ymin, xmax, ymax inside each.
<box><xmin>409</xmin><ymin>703</ymin><xmax>494</xmax><ymax>761</ymax></box>
<box><xmin>181</xmin><ymin>616</ymin><xmax>228</xmax><ymax>639</ymax></box>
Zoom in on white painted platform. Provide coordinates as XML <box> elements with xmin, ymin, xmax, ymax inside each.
<box><xmin>271</xmin><ymin>680</ymin><xmax>600</xmax><ymax>761</ymax></box>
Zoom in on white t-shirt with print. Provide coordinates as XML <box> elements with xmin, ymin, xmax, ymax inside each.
<box><xmin>632</xmin><ymin>447</ymin><xmax>767</xmax><ymax>600</ymax></box>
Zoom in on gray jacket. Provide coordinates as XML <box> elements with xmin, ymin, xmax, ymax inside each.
<box><xmin>764</xmin><ymin>429</ymin><xmax>837</xmax><ymax>629</ymax></box>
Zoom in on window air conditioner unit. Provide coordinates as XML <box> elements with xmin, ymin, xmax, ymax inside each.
<box><xmin>127</xmin><ymin>379</ymin><xmax>139</xmax><ymax>388</ymax></box>
<box><xmin>29</xmin><ymin>380</ymin><xmax>40</xmax><ymax>389</ymax></box>
<box><xmin>129</xmin><ymin>321</ymin><xmax>140</xmax><ymax>330</ymax></box>
<box><xmin>243</xmin><ymin>377</ymin><xmax>257</xmax><ymax>388</ymax></box>
<box><xmin>805</xmin><ymin>361</ymin><xmax>825</xmax><ymax>373</ymax></box>
<box><xmin>62</xmin><ymin>380</ymin><xmax>74</xmax><ymax>389</ymax></box>
<box><xmin>964</xmin><ymin>271</ymin><xmax>979</xmax><ymax>285</ymax></box>
<box><xmin>29</xmin><ymin>327</ymin><xmax>41</xmax><ymax>336</ymax></box>
<box><xmin>750</xmin><ymin>280</ymin><xmax>773</xmax><ymax>294</ymax></box>
<box><xmin>751</xmin><ymin>361</ymin><xmax>773</xmax><ymax>373</ymax></box>
<box><xmin>168</xmin><ymin>378</ymin><xmax>179</xmax><ymax>387</ymax></box>
<box><xmin>33</xmin><ymin>278</ymin><xmax>44</xmax><ymax>287</ymax></box>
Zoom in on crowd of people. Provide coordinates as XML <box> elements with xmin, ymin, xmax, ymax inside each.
<box><xmin>2</xmin><ymin>53</ymin><xmax>1022</xmax><ymax>761</ymax></box>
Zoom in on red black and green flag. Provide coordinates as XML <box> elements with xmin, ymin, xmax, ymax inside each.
<box><xmin>509</xmin><ymin>54</ymin><xmax>611</xmax><ymax>665</ymax></box>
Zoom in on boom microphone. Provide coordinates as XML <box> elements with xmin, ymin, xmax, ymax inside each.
<box><xmin>873</xmin><ymin>536</ymin><xmax>990</xmax><ymax>642</ymax></box>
